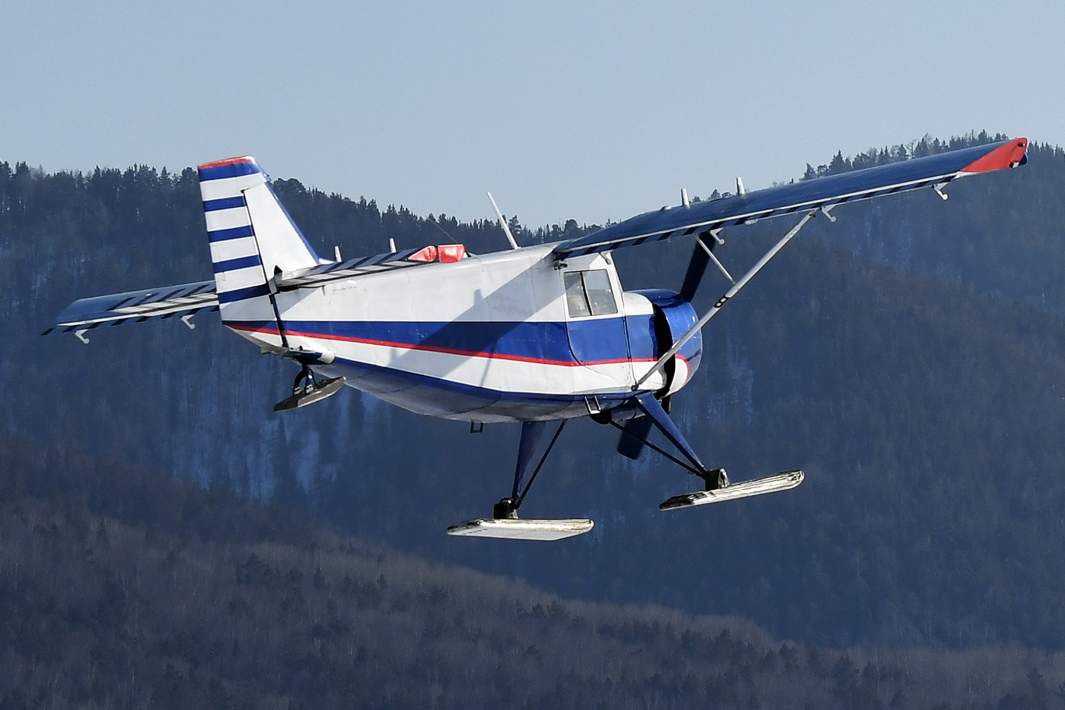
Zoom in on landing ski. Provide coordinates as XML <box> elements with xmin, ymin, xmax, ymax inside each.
<box><xmin>447</xmin><ymin>518</ymin><xmax>594</xmax><ymax>541</ymax></box>
<box><xmin>660</xmin><ymin>470</ymin><xmax>804</xmax><ymax>511</ymax></box>
<box><xmin>273</xmin><ymin>376</ymin><xmax>344</xmax><ymax>411</ymax></box>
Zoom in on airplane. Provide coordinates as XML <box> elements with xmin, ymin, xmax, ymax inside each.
<box><xmin>44</xmin><ymin>136</ymin><xmax>1030</xmax><ymax>540</ymax></box>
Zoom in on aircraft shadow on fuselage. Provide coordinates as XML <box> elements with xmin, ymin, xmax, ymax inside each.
<box><xmin>331</xmin><ymin>255</ymin><xmax>583</xmax><ymax>420</ymax></box>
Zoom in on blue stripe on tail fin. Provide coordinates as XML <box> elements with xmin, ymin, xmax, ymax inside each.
<box><xmin>196</xmin><ymin>156</ymin><xmax>320</xmax><ymax>327</ymax></box>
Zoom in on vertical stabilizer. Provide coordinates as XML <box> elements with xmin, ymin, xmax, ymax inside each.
<box><xmin>197</xmin><ymin>156</ymin><xmax>320</xmax><ymax>326</ymax></box>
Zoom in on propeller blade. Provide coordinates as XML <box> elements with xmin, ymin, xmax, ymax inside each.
<box><xmin>617</xmin><ymin>415</ymin><xmax>654</xmax><ymax>460</ymax></box>
<box><xmin>679</xmin><ymin>232</ymin><xmax>714</xmax><ymax>302</ymax></box>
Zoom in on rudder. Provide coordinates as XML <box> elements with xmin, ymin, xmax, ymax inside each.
<box><xmin>197</xmin><ymin>156</ymin><xmax>320</xmax><ymax>322</ymax></box>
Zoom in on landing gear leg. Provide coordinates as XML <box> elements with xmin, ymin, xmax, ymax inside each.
<box><xmin>612</xmin><ymin>393</ymin><xmax>803</xmax><ymax>510</ymax></box>
<box><xmin>273</xmin><ymin>364</ymin><xmax>345</xmax><ymax>412</ymax></box>
<box><xmin>702</xmin><ymin>467</ymin><xmax>729</xmax><ymax>491</ymax></box>
<box><xmin>291</xmin><ymin>365</ymin><xmax>313</xmax><ymax>394</ymax></box>
<box><xmin>447</xmin><ymin>420</ymin><xmax>594</xmax><ymax>541</ymax></box>
<box><xmin>493</xmin><ymin>420</ymin><xmax>566</xmax><ymax>520</ymax></box>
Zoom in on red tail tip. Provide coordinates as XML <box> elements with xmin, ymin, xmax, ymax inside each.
<box><xmin>197</xmin><ymin>156</ymin><xmax>255</xmax><ymax>170</ymax></box>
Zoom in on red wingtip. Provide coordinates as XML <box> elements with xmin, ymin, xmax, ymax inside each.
<box><xmin>960</xmin><ymin>137</ymin><xmax>1029</xmax><ymax>174</ymax></box>
<box><xmin>197</xmin><ymin>155</ymin><xmax>255</xmax><ymax>170</ymax></box>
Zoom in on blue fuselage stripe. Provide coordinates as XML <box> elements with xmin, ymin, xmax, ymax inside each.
<box><xmin>224</xmin><ymin>318</ymin><xmax>701</xmax><ymax>365</ymax></box>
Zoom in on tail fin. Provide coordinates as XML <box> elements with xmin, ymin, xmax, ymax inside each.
<box><xmin>197</xmin><ymin>156</ymin><xmax>319</xmax><ymax>320</ymax></box>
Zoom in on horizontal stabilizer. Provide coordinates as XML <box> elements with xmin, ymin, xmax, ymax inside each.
<box><xmin>446</xmin><ymin>518</ymin><xmax>594</xmax><ymax>541</ymax></box>
<box><xmin>43</xmin><ymin>280</ymin><xmax>218</xmax><ymax>338</ymax></box>
<box><xmin>660</xmin><ymin>470</ymin><xmax>804</xmax><ymax>510</ymax></box>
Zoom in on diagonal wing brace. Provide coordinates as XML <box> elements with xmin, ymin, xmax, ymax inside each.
<box><xmin>635</xmin><ymin>207</ymin><xmax>824</xmax><ymax>389</ymax></box>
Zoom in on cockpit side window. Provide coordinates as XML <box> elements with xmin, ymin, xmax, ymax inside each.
<box><xmin>582</xmin><ymin>269</ymin><xmax>618</xmax><ymax>316</ymax></box>
<box><xmin>564</xmin><ymin>271</ymin><xmax>591</xmax><ymax>317</ymax></box>
<box><xmin>564</xmin><ymin>269</ymin><xmax>617</xmax><ymax>318</ymax></box>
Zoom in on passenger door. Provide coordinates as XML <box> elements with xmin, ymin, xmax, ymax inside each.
<box><xmin>562</xmin><ymin>260</ymin><xmax>633</xmax><ymax>391</ymax></box>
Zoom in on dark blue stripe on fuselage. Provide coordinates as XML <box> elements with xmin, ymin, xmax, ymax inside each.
<box><xmin>229</xmin><ymin>318</ymin><xmax>664</xmax><ymax>364</ymax></box>
<box><xmin>208</xmin><ymin>224</ymin><xmax>255</xmax><ymax>243</ymax></box>
<box><xmin>217</xmin><ymin>284</ymin><xmax>271</xmax><ymax>303</ymax></box>
<box><xmin>203</xmin><ymin>196</ymin><xmax>248</xmax><ymax>212</ymax></box>
<box><xmin>198</xmin><ymin>161</ymin><xmax>261</xmax><ymax>181</ymax></box>
<box><xmin>213</xmin><ymin>254</ymin><xmax>263</xmax><ymax>274</ymax></box>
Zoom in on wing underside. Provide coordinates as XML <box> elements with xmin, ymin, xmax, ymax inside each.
<box><xmin>43</xmin><ymin>280</ymin><xmax>219</xmax><ymax>337</ymax></box>
<box><xmin>554</xmin><ymin>138</ymin><xmax>1029</xmax><ymax>258</ymax></box>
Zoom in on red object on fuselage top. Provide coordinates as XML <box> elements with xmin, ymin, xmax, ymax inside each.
<box><xmin>961</xmin><ymin>137</ymin><xmax>1029</xmax><ymax>173</ymax></box>
<box><xmin>408</xmin><ymin>244</ymin><xmax>467</xmax><ymax>263</ymax></box>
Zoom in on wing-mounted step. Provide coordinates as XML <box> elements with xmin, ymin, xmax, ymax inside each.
<box><xmin>660</xmin><ymin>470</ymin><xmax>804</xmax><ymax>511</ymax></box>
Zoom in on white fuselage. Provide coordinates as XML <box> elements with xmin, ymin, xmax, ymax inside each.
<box><xmin>221</xmin><ymin>244</ymin><xmax>701</xmax><ymax>422</ymax></box>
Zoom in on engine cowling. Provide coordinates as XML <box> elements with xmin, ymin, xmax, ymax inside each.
<box><xmin>626</xmin><ymin>289</ymin><xmax>702</xmax><ymax>396</ymax></box>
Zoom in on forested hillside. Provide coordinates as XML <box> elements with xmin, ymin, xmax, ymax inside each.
<box><xmin>3</xmin><ymin>439</ymin><xmax>1064</xmax><ymax>710</ymax></box>
<box><xmin>3</xmin><ymin>133</ymin><xmax>1065</xmax><ymax>649</ymax></box>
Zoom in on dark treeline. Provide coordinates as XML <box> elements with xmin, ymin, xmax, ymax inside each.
<box><xmin>3</xmin><ymin>133</ymin><xmax>1065</xmax><ymax>651</ymax></box>
<box><xmin>3</xmin><ymin>440</ymin><xmax>1065</xmax><ymax>710</ymax></box>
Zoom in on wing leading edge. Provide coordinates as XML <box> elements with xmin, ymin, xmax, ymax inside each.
<box><xmin>554</xmin><ymin>137</ymin><xmax>1029</xmax><ymax>259</ymax></box>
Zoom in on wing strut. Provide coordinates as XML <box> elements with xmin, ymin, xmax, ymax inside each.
<box><xmin>635</xmin><ymin>207</ymin><xmax>825</xmax><ymax>389</ymax></box>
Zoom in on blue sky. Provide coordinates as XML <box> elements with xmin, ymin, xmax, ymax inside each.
<box><xmin>2</xmin><ymin>1</ymin><xmax>1058</xmax><ymax>226</ymax></box>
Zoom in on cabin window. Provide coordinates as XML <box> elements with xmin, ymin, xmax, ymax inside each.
<box><xmin>564</xmin><ymin>269</ymin><xmax>618</xmax><ymax>318</ymax></box>
<box><xmin>583</xmin><ymin>270</ymin><xmax>618</xmax><ymax>315</ymax></box>
<box><xmin>564</xmin><ymin>272</ymin><xmax>591</xmax><ymax>317</ymax></box>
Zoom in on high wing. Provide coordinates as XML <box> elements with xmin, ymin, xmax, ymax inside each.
<box><xmin>42</xmin><ymin>280</ymin><xmax>218</xmax><ymax>340</ymax></box>
<box><xmin>554</xmin><ymin>138</ymin><xmax>1029</xmax><ymax>258</ymax></box>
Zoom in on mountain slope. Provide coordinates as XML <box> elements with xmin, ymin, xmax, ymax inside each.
<box><xmin>4</xmin><ymin>134</ymin><xmax>1065</xmax><ymax>648</ymax></box>
<box><xmin>2</xmin><ymin>443</ymin><xmax>1064</xmax><ymax>710</ymax></box>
